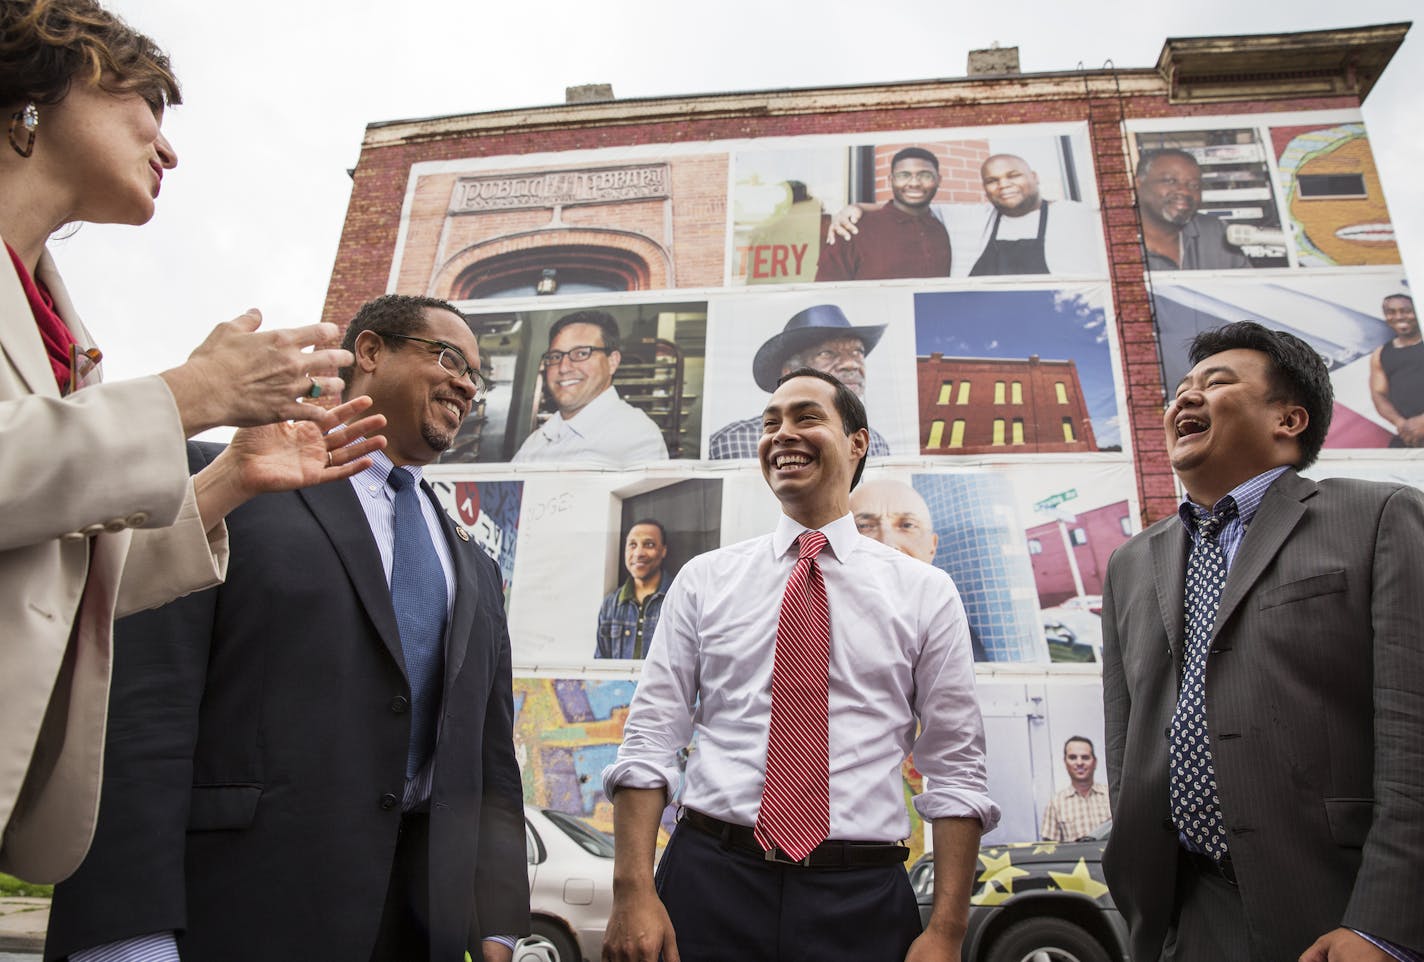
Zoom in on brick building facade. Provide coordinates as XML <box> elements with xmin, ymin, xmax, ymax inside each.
<box><xmin>322</xmin><ymin>23</ymin><xmax>1409</xmax><ymax>524</ymax></box>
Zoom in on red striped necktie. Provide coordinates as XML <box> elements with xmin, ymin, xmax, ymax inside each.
<box><xmin>755</xmin><ymin>530</ymin><xmax>831</xmax><ymax>861</ymax></box>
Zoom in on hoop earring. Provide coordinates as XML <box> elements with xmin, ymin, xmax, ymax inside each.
<box><xmin>9</xmin><ymin>103</ymin><xmax>38</xmax><ymax>158</ymax></box>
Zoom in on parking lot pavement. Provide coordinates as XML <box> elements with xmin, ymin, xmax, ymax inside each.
<box><xmin>0</xmin><ymin>897</ymin><xmax>46</xmax><ymax>956</ymax></box>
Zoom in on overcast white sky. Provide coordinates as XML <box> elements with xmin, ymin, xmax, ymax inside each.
<box><xmin>46</xmin><ymin>0</ymin><xmax>1422</xmax><ymax>389</ymax></box>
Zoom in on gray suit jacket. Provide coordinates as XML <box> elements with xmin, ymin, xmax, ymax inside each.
<box><xmin>1102</xmin><ymin>469</ymin><xmax>1424</xmax><ymax>960</ymax></box>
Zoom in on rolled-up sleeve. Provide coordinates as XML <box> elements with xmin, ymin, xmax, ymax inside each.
<box><xmin>909</xmin><ymin>573</ymin><xmax>1000</xmax><ymax>832</ymax></box>
<box><xmin>601</xmin><ymin>563</ymin><xmax>701</xmax><ymax>801</ymax></box>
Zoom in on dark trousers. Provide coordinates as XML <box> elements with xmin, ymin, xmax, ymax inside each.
<box><xmin>1162</xmin><ymin>849</ymin><xmax>1252</xmax><ymax>962</ymax></box>
<box><xmin>655</xmin><ymin>822</ymin><xmax>922</xmax><ymax>962</ymax></box>
<box><xmin>370</xmin><ymin>813</ymin><xmax>432</xmax><ymax>962</ymax></box>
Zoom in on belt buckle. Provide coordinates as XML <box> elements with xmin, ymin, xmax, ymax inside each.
<box><xmin>763</xmin><ymin>846</ymin><xmax>813</xmax><ymax>867</ymax></box>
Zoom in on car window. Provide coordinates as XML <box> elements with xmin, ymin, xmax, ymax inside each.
<box><xmin>542</xmin><ymin>809</ymin><xmax>616</xmax><ymax>857</ymax></box>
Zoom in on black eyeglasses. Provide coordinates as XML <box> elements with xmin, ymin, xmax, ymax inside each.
<box><xmin>375</xmin><ymin>331</ymin><xmax>491</xmax><ymax>396</ymax></box>
<box><xmin>541</xmin><ymin>345</ymin><xmax>612</xmax><ymax>366</ymax></box>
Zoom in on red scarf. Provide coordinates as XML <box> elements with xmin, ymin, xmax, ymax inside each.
<box><xmin>6</xmin><ymin>242</ymin><xmax>78</xmax><ymax>393</ymax></box>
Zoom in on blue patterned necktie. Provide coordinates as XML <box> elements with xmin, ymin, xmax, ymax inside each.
<box><xmin>388</xmin><ymin>467</ymin><xmax>448</xmax><ymax>778</ymax></box>
<box><xmin>1170</xmin><ymin>500</ymin><xmax>1238</xmax><ymax>859</ymax></box>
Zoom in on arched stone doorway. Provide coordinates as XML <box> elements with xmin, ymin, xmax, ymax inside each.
<box><xmin>432</xmin><ymin>229</ymin><xmax>671</xmax><ymax>299</ymax></box>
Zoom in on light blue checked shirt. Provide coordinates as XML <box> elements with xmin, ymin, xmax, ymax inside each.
<box><xmin>1175</xmin><ymin>465</ymin><xmax>1289</xmax><ymax>567</ymax></box>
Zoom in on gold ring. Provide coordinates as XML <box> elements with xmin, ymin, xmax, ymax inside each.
<box><xmin>327</xmin><ymin>450</ymin><xmax>334</xmax><ymax>468</ymax></box>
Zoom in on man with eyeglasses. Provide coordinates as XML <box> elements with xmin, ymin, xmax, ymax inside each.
<box><xmin>709</xmin><ymin>304</ymin><xmax>893</xmax><ymax>459</ymax></box>
<box><xmin>512</xmin><ymin>309</ymin><xmax>668</xmax><ymax>465</ymax></box>
<box><xmin>1136</xmin><ymin>148</ymin><xmax>1251</xmax><ymax>271</ymax></box>
<box><xmin>814</xmin><ymin>146</ymin><xmax>951</xmax><ymax>282</ymax></box>
<box><xmin>47</xmin><ymin>294</ymin><xmax>530</xmax><ymax>962</ymax></box>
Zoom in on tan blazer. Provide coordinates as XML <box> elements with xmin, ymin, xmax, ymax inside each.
<box><xmin>0</xmin><ymin>244</ymin><xmax>228</xmax><ymax>883</ymax></box>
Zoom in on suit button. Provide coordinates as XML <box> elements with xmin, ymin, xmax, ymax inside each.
<box><xmin>61</xmin><ymin>531</ymin><xmax>86</xmax><ymax>542</ymax></box>
<box><xmin>104</xmin><ymin>518</ymin><xmax>128</xmax><ymax>533</ymax></box>
<box><xmin>390</xmin><ymin>696</ymin><xmax>409</xmax><ymax>714</ymax></box>
<box><xmin>126</xmin><ymin>511</ymin><xmax>149</xmax><ymax>526</ymax></box>
<box><xmin>380</xmin><ymin>793</ymin><xmax>398</xmax><ymax>810</ymax></box>
<box><xmin>81</xmin><ymin>523</ymin><xmax>105</xmax><ymax>537</ymax></box>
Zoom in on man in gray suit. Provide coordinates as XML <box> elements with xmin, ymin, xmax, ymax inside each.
<box><xmin>1102</xmin><ymin>321</ymin><xmax>1424</xmax><ymax>961</ymax></box>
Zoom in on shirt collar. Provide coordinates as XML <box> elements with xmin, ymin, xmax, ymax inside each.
<box><xmin>353</xmin><ymin>446</ymin><xmax>425</xmax><ymax>499</ymax></box>
<box><xmin>1177</xmin><ymin>465</ymin><xmax>1289</xmax><ymax>532</ymax></box>
<box><xmin>616</xmin><ymin>577</ymin><xmax>667</xmax><ymax>605</ymax></box>
<box><xmin>772</xmin><ymin>511</ymin><xmax>859</xmax><ymax>565</ymax></box>
<box><xmin>542</xmin><ymin>384</ymin><xmax>621</xmax><ymax>439</ymax></box>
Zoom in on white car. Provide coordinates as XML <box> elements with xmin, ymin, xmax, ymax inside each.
<box><xmin>514</xmin><ymin>805</ymin><xmax>616</xmax><ymax>962</ymax></box>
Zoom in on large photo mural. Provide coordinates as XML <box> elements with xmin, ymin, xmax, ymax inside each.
<box><xmin>393</xmin><ymin>109</ymin><xmax>1414</xmax><ymax>846</ymax></box>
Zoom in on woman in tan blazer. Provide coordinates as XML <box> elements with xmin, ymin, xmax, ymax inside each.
<box><xmin>0</xmin><ymin>0</ymin><xmax>386</xmax><ymax>883</ymax></box>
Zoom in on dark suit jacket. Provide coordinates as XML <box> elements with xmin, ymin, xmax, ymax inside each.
<box><xmin>1102</xmin><ymin>469</ymin><xmax>1424</xmax><ymax>960</ymax></box>
<box><xmin>46</xmin><ymin>443</ymin><xmax>530</xmax><ymax>962</ymax></box>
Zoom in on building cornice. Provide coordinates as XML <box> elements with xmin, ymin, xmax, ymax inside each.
<box><xmin>359</xmin><ymin>22</ymin><xmax>1408</xmax><ymax>150</ymax></box>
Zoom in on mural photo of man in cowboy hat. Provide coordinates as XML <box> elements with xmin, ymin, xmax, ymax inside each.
<box><xmin>708</xmin><ymin>303</ymin><xmax>893</xmax><ymax>459</ymax></box>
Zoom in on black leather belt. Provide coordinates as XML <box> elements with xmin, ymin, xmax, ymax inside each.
<box><xmin>681</xmin><ymin>809</ymin><xmax>910</xmax><ymax>869</ymax></box>
<box><xmin>1181</xmin><ymin>848</ymin><xmax>1237</xmax><ymax>886</ymax></box>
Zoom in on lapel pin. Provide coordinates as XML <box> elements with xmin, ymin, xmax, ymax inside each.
<box><xmin>456</xmin><ymin>526</ymin><xmax>470</xmax><ymax>542</ymax></box>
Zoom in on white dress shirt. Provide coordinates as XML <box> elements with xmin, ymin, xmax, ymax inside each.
<box><xmin>511</xmin><ymin>385</ymin><xmax>669</xmax><ymax>466</ymax></box>
<box><xmin>603</xmin><ymin>512</ymin><xmax>1000</xmax><ymax>842</ymax></box>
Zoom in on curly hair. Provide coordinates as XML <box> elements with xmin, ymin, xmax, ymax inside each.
<box><xmin>0</xmin><ymin>0</ymin><xmax>180</xmax><ymax>110</ymax></box>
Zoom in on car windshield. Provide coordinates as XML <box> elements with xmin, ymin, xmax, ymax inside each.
<box><xmin>543</xmin><ymin>809</ymin><xmax>615</xmax><ymax>857</ymax></box>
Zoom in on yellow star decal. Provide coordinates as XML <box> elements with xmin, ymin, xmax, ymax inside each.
<box><xmin>1047</xmin><ymin>857</ymin><xmax>1110</xmax><ymax>900</ymax></box>
<box><xmin>1032</xmin><ymin>842</ymin><xmax>1059</xmax><ymax>855</ymax></box>
<box><xmin>970</xmin><ymin>880</ymin><xmax>1013</xmax><ymax>906</ymax></box>
<box><xmin>976</xmin><ymin>849</ymin><xmax>1030</xmax><ymax>890</ymax></box>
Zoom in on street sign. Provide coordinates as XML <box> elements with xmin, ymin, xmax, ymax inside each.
<box><xmin>1034</xmin><ymin>488</ymin><xmax>1079</xmax><ymax>512</ymax></box>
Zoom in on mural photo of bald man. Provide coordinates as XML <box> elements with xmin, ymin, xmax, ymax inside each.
<box><xmin>850</xmin><ymin>478</ymin><xmax>938</xmax><ymax>563</ymax></box>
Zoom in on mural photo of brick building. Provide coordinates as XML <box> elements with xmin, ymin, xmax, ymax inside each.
<box><xmin>1026</xmin><ymin>499</ymin><xmax>1132</xmax><ymax>607</ymax></box>
<box><xmin>917</xmin><ymin>353</ymin><xmax>1096</xmax><ymax>454</ymax></box>
<box><xmin>913</xmin><ymin>287</ymin><xmax>1123</xmax><ymax>455</ymax></box>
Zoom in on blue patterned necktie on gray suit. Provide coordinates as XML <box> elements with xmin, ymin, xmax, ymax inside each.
<box><xmin>1170</xmin><ymin>500</ymin><xmax>1238</xmax><ymax>859</ymax></box>
<box><xmin>388</xmin><ymin>467</ymin><xmax>448</xmax><ymax>778</ymax></box>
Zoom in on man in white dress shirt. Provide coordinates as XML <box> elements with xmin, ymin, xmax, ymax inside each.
<box><xmin>601</xmin><ymin>368</ymin><xmax>998</xmax><ymax>962</ymax></box>
<box><xmin>512</xmin><ymin>310</ymin><xmax>668</xmax><ymax>466</ymax></box>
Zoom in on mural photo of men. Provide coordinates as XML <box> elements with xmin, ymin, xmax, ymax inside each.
<box><xmin>512</xmin><ymin>310</ymin><xmax>669</xmax><ymax>466</ymax></box>
<box><xmin>1369</xmin><ymin>293</ymin><xmax>1424</xmax><ymax>448</ymax></box>
<box><xmin>596</xmin><ymin>519</ymin><xmax>670</xmax><ymax>660</ymax></box>
<box><xmin>814</xmin><ymin>147</ymin><xmax>952</xmax><ymax>282</ymax></box>
<box><xmin>824</xmin><ymin>141</ymin><xmax>1105</xmax><ymax>278</ymax></box>
<box><xmin>1135</xmin><ymin>149</ymin><xmax>1252</xmax><ymax>271</ymax></box>
<box><xmin>1040</xmin><ymin>736</ymin><xmax>1110</xmax><ymax>842</ymax></box>
<box><xmin>708</xmin><ymin>304</ymin><xmax>893</xmax><ymax>459</ymax></box>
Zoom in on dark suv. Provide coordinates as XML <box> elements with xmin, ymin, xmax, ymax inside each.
<box><xmin>909</xmin><ymin>823</ymin><xmax>1127</xmax><ymax>962</ymax></box>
